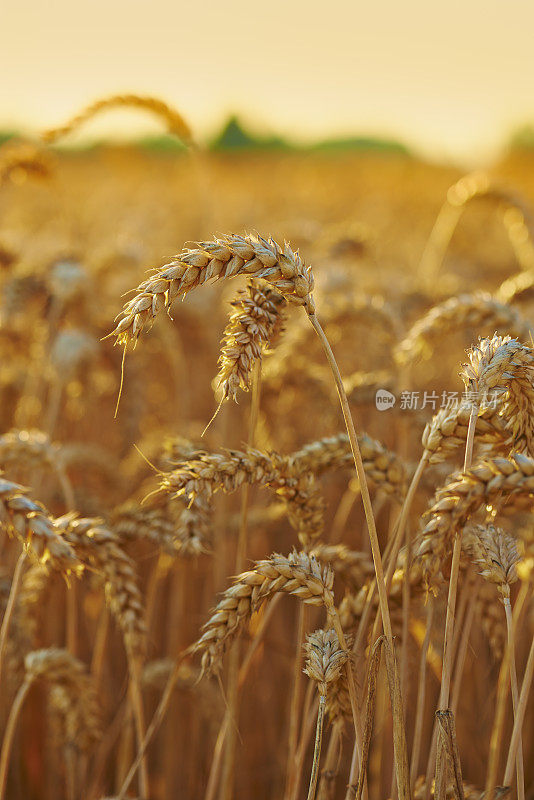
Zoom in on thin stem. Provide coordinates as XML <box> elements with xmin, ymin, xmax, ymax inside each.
<box><xmin>284</xmin><ymin>605</ymin><xmax>307</xmax><ymax>800</ymax></box>
<box><xmin>417</xmin><ymin>202</ymin><xmax>464</xmax><ymax>291</ymax></box>
<box><xmin>433</xmin><ymin>402</ymin><xmax>477</xmax><ymax>800</ymax></box>
<box><xmin>128</xmin><ymin>656</ymin><xmax>149</xmax><ymax>800</ymax></box>
<box><xmin>307</xmin><ymin>695</ymin><xmax>326</xmax><ymax>800</ymax></box>
<box><xmin>91</xmin><ymin>607</ymin><xmax>110</xmax><ymax>688</ymax></box>
<box><xmin>330</xmin><ymin>610</ymin><xmax>363</xmax><ymax>770</ymax></box>
<box><xmin>66</xmin><ymin>582</ymin><xmax>78</xmax><ymax>655</ymax></box>
<box><xmin>504</xmin><ymin>596</ymin><xmax>524</xmax><ymax>800</ymax></box>
<box><xmin>451</xmin><ymin>582</ymin><xmax>479</xmax><ymax>716</ymax></box>
<box><xmin>410</xmin><ymin>599</ymin><xmax>435</xmax><ymax>790</ymax></box>
<box><xmin>0</xmin><ymin>551</ymin><xmax>27</xmax><ymax>687</ymax></box>
<box><xmin>485</xmin><ymin>643</ymin><xmax>510</xmax><ymax>800</ymax></box>
<box><xmin>424</xmin><ymin>576</ymin><xmax>470</xmax><ymax>798</ymax></box>
<box><xmin>387</xmin><ymin>455</ymin><xmax>428</xmax><ymax>592</ymax></box>
<box><xmin>400</xmin><ymin>528</ymin><xmax>412</xmax><ymax>700</ymax></box>
<box><xmin>220</xmin><ymin>360</ymin><xmax>262</xmax><ymax>800</ymax></box>
<box><xmin>308</xmin><ymin>314</ymin><xmax>393</xmax><ymax>645</ymax></box>
<box><xmin>290</xmin><ymin>683</ymin><xmax>318</xmax><ymax>800</ymax></box>
<box><xmin>311</xmin><ymin>311</ymin><xmax>406</xmax><ymax>794</ymax></box>
<box><xmin>330</xmin><ymin>484</ymin><xmax>359</xmax><ymax>544</ymax></box>
<box><xmin>87</xmin><ymin>698</ymin><xmax>128</xmax><ymax>800</ymax></box>
<box><xmin>485</xmin><ymin>575</ymin><xmax>528</xmax><ymax>800</ymax></box>
<box><xmin>317</xmin><ymin>724</ymin><xmax>342</xmax><ymax>800</ymax></box>
<box><xmin>116</xmin><ymin>651</ymin><xmax>188</xmax><ymax>800</ymax></box>
<box><xmin>504</xmin><ymin>634</ymin><xmax>534</xmax><ymax>785</ymax></box>
<box><xmin>145</xmin><ymin>553</ymin><xmax>172</xmax><ymax>631</ymax></box>
<box><xmin>56</xmin><ymin>462</ymin><xmax>77</xmax><ymax>655</ymax></box>
<box><xmin>204</xmin><ymin>596</ymin><xmax>281</xmax><ymax>800</ymax></box>
<box><xmin>356</xmin><ymin>455</ymin><xmax>428</xmax><ymax>663</ymax></box>
<box><xmin>440</xmin><ymin>403</ymin><xmax>478</xmax><ymax>710</ymax></box>
<box><xmin>55</xmin><ymin>462</ymin><xmax>76</xmax><ymax>510</ymax></box>
<box><xmin>0</xmin><ymin>677</ymin><xmax>33</xmax><ymax>800</ymax></box>
<box><xmin>449</xmin><ymin>578</ymin><xmax>470</xmax><ymax>681</ymax></box>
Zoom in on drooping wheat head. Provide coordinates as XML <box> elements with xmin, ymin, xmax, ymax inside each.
<box><xmin>216</xmin><ymin>281</ymin><xmax>286</xmax><ymax>403</ymax></box>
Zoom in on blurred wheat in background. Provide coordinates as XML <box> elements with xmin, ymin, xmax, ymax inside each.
<box><xmin>3</xmin><ymin>90</ymin><xmax>534</xmax><ymax>800</ymax></box>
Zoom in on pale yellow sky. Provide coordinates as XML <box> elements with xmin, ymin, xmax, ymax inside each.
<box><xmin>2</xmin><ymin>0</ymin><xmax>534</xmax><ymax>162</ymax></box>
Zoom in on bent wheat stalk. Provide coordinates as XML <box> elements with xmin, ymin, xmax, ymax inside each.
<box><xmin>41</xmin><ymin>93</ymin><xmax>194</xmax><ymax>147</ymax></box>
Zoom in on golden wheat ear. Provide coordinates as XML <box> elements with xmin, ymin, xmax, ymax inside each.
<box><xmin>40</xmin><ymin>93</ymin><xmax>194</xmax><ymax>147</ymax></box>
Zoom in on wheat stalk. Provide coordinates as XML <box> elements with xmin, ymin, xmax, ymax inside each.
<box><xmin>41</xmin><ymin>93</ymin><xmax>194</xmax><ymax>147</ymax></box>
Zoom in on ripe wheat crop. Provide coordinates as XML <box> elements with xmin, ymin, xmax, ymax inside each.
<box><xmin>1</xmin><ymin>94</ymin><xmax>534</xmax><ymax>800</ymax></box>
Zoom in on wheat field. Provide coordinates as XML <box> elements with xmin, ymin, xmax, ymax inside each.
<box><xmin>1</xmin><ymin>96</ymin><xmax>534</xmax><ymax>800</ymax></box>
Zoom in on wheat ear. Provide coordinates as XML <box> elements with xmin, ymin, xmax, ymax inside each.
<box><xmin>41</xmin><ymin>93</ymin><xmax>194</xmax><ymax>147</ymax></box>
<box><xmin>418</xmin><ymin>171</ymin><xmax>534</xmax><ymax>289</ymax></box>
<box><xmin>108</xmin><ymin>234</ymin><xmax>315</xmax><ymax>350</ymax></box>
<box><xmin>0</xmin><ymin>477</ymin><xmax>80</xmax><ymax>685</ymax></box>
<box><xmin>0</xmin><ymin>648</ymin><xmax>100</xmax><ymax>800</ymax></box>
<box><xmin>216</xmin><ymin>281</ymin><xmax>286</xmax><ymax>404</ymax></box>
<box><xmin>58</xmin><ymin>516</ymin><xmax>148</xmax><ymax>798</ymax></box>
<box><xmin>395</xmin><ymin>293</ymin><xmax>532</xmax><ymax>367</ymax></box>
<box><xmin>303</xmin><ymin>630</ymin><xmax>349</xmax><ymax>800</ymax></box>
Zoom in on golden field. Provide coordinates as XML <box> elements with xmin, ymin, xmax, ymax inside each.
<box><xmin>2</xmin><ymin>103</ymin><xmax>534</xmax><ymax>800</ymax></box>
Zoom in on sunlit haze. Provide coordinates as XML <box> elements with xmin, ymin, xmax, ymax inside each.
<box><xmin>3</xmin><ymin>0</ymin><xmax>534</xmax><ymax>163</ymax></box>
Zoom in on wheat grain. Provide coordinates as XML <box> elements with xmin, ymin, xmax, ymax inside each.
<box><xmin>109</xmin><ymin>234</ymin><xmax>315</xmax><ymax>347</ymax></box>
<box><xmin>0</xmin><ymin>476</ymin><xmax>79</xmax><ymax>573</ymax></box>
<box><xmin>304</xmin><ymin>629</ymin><xmax>349</xmax><ymax>800</ymax></box>
<box><xmin>216</xmin><ymin>281</ymin><xmax>286</xmax><ymax>403</ymax></box>
<box><xmin>112</xmin><ymin>492</ymin><xmax>211</xmax><ymax>557</ymax></box>
<box><xmin>191</xmin><ymin>551</ymin><xmax>334</xmax><ymax>675</ymax></box>
<box><xmin>416</xmin><ymin>453</ymin><xmax>534</xmax><ymax>582</ymax></box>
<box><xmin>159</xmin><ymin>445</ymin><xmax>325</xmax><ymax>547</ymax></box>
<box><xmin>467</xmin><ymin>524</ymin><xmax>519</xmax><ymax>597</ymax></box>
<box><xmin>291</xmin><ymin>432</ymin><xmax>407</xmax><ymax>501</ymax></box>
<box><xmin>304</xmin><ymin>628</ymin><xmax>349</xmax><ymax>696</ymax></box>
<box><xmin>310</xmin><ymin>544</ymin><xmax>376</xmax><ymax>589</ymax></box>
<box><xmin>421</xmin><ymin>405</ymin><xmax>509</xmax><ymax>465</ymax></box>
<box><xmin>57</xmin><ymin>516</ymin><xmax>147</xmax><ymax>658</ymax></box>
<box><xmin>461</xmin><ymin>335</ymin><xmax>534</xmax><ymax>454</ymax></box>
<box><xmin>25</xmin><ymin>648</ymin><xmax>101</xmax><ymax>750</ymax></box>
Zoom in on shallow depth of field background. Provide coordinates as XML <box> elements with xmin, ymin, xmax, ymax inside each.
<box><xmin>2</xmin><ymin>2</ymin><xmax>534</xmax><ymax>800</ymax></box>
